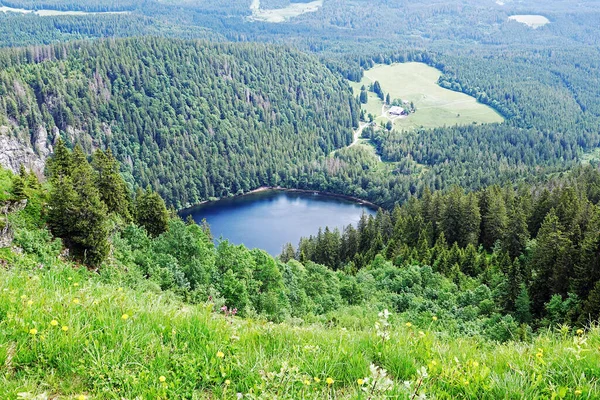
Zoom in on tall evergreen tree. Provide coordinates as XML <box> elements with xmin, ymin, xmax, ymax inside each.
<box><xmin>92</xmin><ymin>148</ymin><xmax>131</xmax><ymax>221</ymax></box>
<box><xmin>135</xmin><ymin>186</ymin><xmax>169</xmax><ymax>237</ymax></box>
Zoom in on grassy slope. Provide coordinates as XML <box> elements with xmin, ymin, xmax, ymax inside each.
<box><xmin>1</xmin><ymin>252</ymin><xmax>599</xmax><ymax>399</ymax></box>
<box><xmin>350</xmin><ymin>63</ymin><xmax>504</xmax><ymax>131</ymax></box>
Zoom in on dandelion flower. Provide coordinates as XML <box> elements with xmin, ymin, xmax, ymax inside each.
<box><xmin>303</xmin><ymin>379</ymin><xmax>311</xmax><ymax>386</ymax></box>
<box><xmin>225</xmin><ymin>379</ymin><xmax>231</xmax><ymax>386</ymax></box>
<box><xmin>77</xmin><ymin>396</ymin><xmax>86</xmax><ymax>400</ymax></box>
<box><xmin>159</xmin><ymin>376</ymin><xmax>166</xmax><ymax>383</ymax></box>
<box><xmin>314</xmin><ymin>377</ymin><xmax>321</xmax><ymax>383</ymax></box>
<box><xmin>50</xmin><ymin>320</ymin><xmax>59</xmax><ymax>326</ymax></box>
<box><xmin>121</xmin><ymin>314</ymin><xmax>129</xmax><ymax>320</ymax></box>
<box><xmin>405</xmin><ymin>322</ymin><xmax>412</xmax><ymax>328</ymax></box>
<box><xmin>326</xmin><ymin>377</ymin><xmax>334</xmax><ymax>385</ymax></box>
<box><xmin>576</xmin><ymin>329</ymin><xmax>584</xmax><ymax>335</ymax></box>
<box><xmin>357</xmin><ymin>379</ymin><xmax>364</xmax><ymax>385</ymax></box>
<box><xmin>432</xmin><ymin>316</ymin><xmax>438</xmax><ymax>321</ymax></box>
<box><xmin>216</xmin><ymin>351</ymin><xmax>225</xmax><ymax>358</ymax></box>
<box><xmin>472</xmin><ymin>361</ymin><xmax>479</xmax><ymax>368</ymax></box>
<box><xmin>73</xmin><ymin>283</ymin><xmax>79</xmax><ymax>287</ymax></box>
<box><xmin>118</xmin><ymin>287</ymin><xmax>123</xmax><ymax>292</ymax></box>
<box><xmin>62</xmin><ymin>326</ymin><xmax>69</xmax><ymax>332</ymax></box>
<box><xmin>72</xmin><ymin>298</ymin><xmax>80</xmax><ymax>304</ymax></box>
<box><xmin>29</xmin><ymin>328</ymin><xmax>38</xmax><ymax>335</ymax></box>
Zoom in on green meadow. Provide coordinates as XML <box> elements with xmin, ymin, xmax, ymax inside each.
<box><xmin>350</xmin><ymin>63</ymin><xmax>504</xmax><ymax>131</ymax></box>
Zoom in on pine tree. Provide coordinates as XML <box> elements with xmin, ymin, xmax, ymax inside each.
<box><xmin>573</xmin><ymin>210</ymin><xmax>600</xmax><ymax>300</ymax></box>
<box><xmin>530</xmin><ymin>209</ymin><xmax>572</xmax><ymax>316</ymax></box>
<box><xmin>11</xmin><ymin>173</ymin><xmax>27</xmax><ymax>200</ymax></box>
<box><xmin>47</xmin><ymin>138</ymin><xmax>72</xmax><ymax>180</ymax></box>
<box><xmin>514</xmin><ymin>283</ymin><xmax>533</xmax><ymax>324</ymax></box>
<box><xmin>92</xmin><ymin>148</ymin><xmax>131</xmax><ymax>221</ymax></box>
<box><xmin>503</xmin><ymin>200</ymin><xmax>530</xmax><ymax>259</ymax></box>
<box><xmin>48</xmin><ymin>144</ymin><xmax>110</xmax><ymax>266</ymax></box>
<box><xmin>479</xmin><ymin>187</ymin><xmax>507</xmax><ymax>250</ymax></box>
<box><xmin>135</xmin><ymin>186</ymin><xmax>169</xmax><ymax>237</ymax></box>
<box><xmin>581</xmin><ymin>280</ymin><xmax>600</xmax><ymax>324</ymax></box>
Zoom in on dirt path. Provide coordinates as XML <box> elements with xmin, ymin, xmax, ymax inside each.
<box><xmin>349</xmin><ymin>123</ymin><xmax>367</xmax><ymax>147</ymax></box>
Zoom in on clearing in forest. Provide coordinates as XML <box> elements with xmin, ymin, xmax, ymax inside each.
<box><xmin>508</xmin><ymin>15</ymin><xmax>550</xmax><ymax>29</ymax></box>
<box><xmin>249</xmin><ymin>0</ymin><xmax>323</xmax><ymax>23</ymax></box>
<box><xmin>350</xmin><ymin>63</ymin><xmax>504</xmax><ymax>131</ymax></box>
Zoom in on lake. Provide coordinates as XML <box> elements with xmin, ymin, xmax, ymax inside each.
<box><xmin>180</xmin><ymin>190</ymin><xmax>377</xmax><ymax>256</ymax></box>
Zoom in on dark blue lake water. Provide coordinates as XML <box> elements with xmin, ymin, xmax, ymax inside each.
<box><xmin>180</xmin><ymin>190</ymin><xmax>376</xmax><ymax>256</ymax></box>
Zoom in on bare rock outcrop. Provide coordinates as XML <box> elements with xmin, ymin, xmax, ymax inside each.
<box><xmin>0</xmin><ymin>126</ymin><xmax>52</xmax><ymax>177</ymax></box>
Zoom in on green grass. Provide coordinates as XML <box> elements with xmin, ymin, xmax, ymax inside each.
<box><xmin>350</xmin><ymin>63</ymin><xmax>504</xmax><ymax>131</ymax></box>
<box><xmin>1</xmin><ymin>252</ymin><xmax>599</xmax><ymax>399</ymax></box>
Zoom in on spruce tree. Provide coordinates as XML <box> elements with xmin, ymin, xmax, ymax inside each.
<box><xmin>11</xmin><ymin>173</ymin><xmax>27</xmax><ymax>200</ymax></box>
<box><xmin>514</xmin><ymin>283</ymin><xmax>533</xmax><ymax>325</ymax></box>
<box><xmin>92</xmin><ymin>148</ymin><xmax>131</xmax><ymax>221</ymax></box>
<box><xmin>135</xmin><ymin>186</ymin><xmax>169</xmax><ymax>237</ymax></box>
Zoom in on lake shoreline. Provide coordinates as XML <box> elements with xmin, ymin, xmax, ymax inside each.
<box><xmin>180</xmin><ymin>186</ymin><xmax>381</xmax><ymax>213</ymax></box>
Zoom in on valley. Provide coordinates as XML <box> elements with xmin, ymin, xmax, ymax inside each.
<box><xmin>1</xmin><ymin>0</ymin><xmax>600</xmax><ymax>399</ymax></box>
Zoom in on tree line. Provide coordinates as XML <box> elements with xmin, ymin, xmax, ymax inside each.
<box><xmin>285</xmin><ymin>165</ymin><xmax>600</xmax><ymax>328</ymax></box>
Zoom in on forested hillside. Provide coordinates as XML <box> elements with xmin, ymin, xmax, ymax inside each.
<box><xmin>0</xmin><ymin>38</ymin><xmax>357</xmax><ymax>207</ymax></box>
<box><xmin>289</xmin><ymin>166</ymin><xmax>600</xmax><ymax>328</ymax></box>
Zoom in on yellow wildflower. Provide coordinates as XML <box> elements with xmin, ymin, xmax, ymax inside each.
<box><xmin>77</xmin><ymin>396</ymin><xmax>86</xmax><ymax>400</ymax></box>
<box><xmin>575</xmin><ymin>390</ymin><xmax>583</xmax><ymax>396</ymax></box>
<box><xmin>472</xmin><ymin>361</ymin><xmax>479</xmax><ymax>368</ymax></box>
<box><xmin>314</xmin><ymin>377</ymin><xmax>321</xmax><ymax>383</ymax></box>
<box><xmin>225</xmin><ymin>379</ymin><xmax>231</xmax><ymax>386</ymax></box>
<box><xmin>326</xmin><ymin>377</ymin><xmax>334</xmax><ymax>385</ymax></box>
<box><xmin>159</xmin><ymin>376</ymin><xmax>166</xmax><ymax>383</ymax></box>
<box><xmin>73</xmin><ymin>283</ymin><xmax>79</xmax><ymax>287</ymax></box>
<box><xmin>62</xmin><ymin>326</ymin><xmax>69</xmax><ymax>332</ymax></box>
<box><xmin>50</xmin><ymin>320</ymin><xmax>59</xmax><ymax>326</ymax></box>
<box><xmin>27</xmin><ymin>300</ymin><xmax>33</xmax><ymax>306</ymax></box>
<box><xmin>357</xmin><ymin>379</ymin><xmax>364</xmax><ymax>385</ymax></box>
<box><xmin>21</xmin><ymin>294</ymin><xmax>27</xmax><ymax>299</ymax></box>
<box><xmin>72</xmin><ymin>298</ymin><xmax>80</xmax><ymax>304</ymax></box>
<box><xmin>118</xmin><ymin>287</ymin><xmax>123</xmax><ymax>292</ymax></box>
<box><xmin>121</xmin><ymin>314</ymin><xmax>129</xmax><ymax>320</ymax></box>
<box><xmin>29</xmin><ymin>328</ymin><xmax>38</xmax><ymax>335</ymax></box>
<box><xmin>405</xmin><ymin>322</ymin><xmax>412</xmax><ymax>328</ymax></box>
<box><xmin>303</xmin><ymin>379</ymin><xmax>311</xmax><ymax>386</ymax></box>
<box><xmin>432</xmin><ymin>316</ymin><xmax>438</xmax><ymax>321</ymax></box>
<box><xmin>216</xmin><ymin>351</ymin><xmax>225</xmax><ymax>358</ymax></box>
<box><xmin>576</xmin><ymin>329</ymin><xmax>584</xmax><ymax>335</ymax></box>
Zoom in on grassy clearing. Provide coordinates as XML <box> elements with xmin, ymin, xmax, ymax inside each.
<box><xmin>350</xmin><ymin>63</ymin><xmax>504</xmax><ymax>131</ymax></box>
<box><xmin>508</xmin><ymin>15</ymin><xmax>550</xmax><ymax>29</ymax></box>
<box><xmin>1</xmin><ymin>256</ymin><xmax>600</xmax><ymax>399</ymax></box>
<box><xmin>249</xmin><ymin>0</ymin><xmax>323</xmax><ymax>23</ymax></box>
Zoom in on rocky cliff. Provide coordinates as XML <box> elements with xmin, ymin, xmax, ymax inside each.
<box><xmin>0</xmin><ymin>125</ymin><xmax>53</xmax><ymax>178</ymax></box>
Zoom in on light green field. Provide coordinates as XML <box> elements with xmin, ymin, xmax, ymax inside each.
<box><xmin>249</xmin><ymin>0</ymin><xmax>323</xmax><ymax>23</ymax></box>
<box><xmin>350</xmin><ymin>63</ymin><xmax>504</xmax><ymax>131</ymax></box>
<box><xmin>508</xmin><ymin>15</ymin><xmax>550</xmax><ymax>29</ymax></box>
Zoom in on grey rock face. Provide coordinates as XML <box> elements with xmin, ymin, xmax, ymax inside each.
<box><xmin>0</xmin><ymin>128</ymin><xmax>49</xmax><ymax>176</ymax></box>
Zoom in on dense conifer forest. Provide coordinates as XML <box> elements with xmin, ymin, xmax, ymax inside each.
<box><xmin>0</xmin><ymin>38</ymin><xmax>357</xmax><ymax>207</ymax></box>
